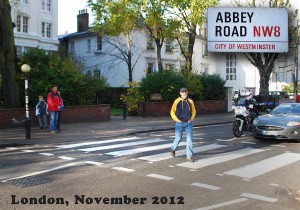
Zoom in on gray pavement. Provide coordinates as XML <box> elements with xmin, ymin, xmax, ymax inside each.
<box><xmin>0</xmin><ymin>112</ymin><xmax>234</xmax><ymax>147</ymax></box>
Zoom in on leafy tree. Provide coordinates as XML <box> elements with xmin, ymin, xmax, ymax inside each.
<box><xmin>170</xmin><ymin>0</ymin><xmax>219</xmax><ymax>72</ymax></box>
<box><xmin>0</xmin><ymin>0</ymin><xmax>20</xmax><ymax>107</ymax></box>
<box><xmin>19</xmin><ymin>48</ymin><xmax>108</xmax><ymax>106</ymax></box>
<box><xmin>235</xmin><ymin>0</ymin><xmax>298</xmax><ymax>95</ymax></box>
<box><xmin>88</xmin><ymin>0</ymin><xmax>144</xmax><ymax>82</ymax></box>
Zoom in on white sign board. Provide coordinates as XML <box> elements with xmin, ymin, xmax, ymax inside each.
<box><xmin>207</xmin><ymin>8</ymin><xmax>288</xmax><ymax>53</ymax></box>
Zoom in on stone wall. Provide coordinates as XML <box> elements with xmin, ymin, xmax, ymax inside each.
<box><xmin>0</xmin><ymin>105</ymin><xmax>110</xmax><ymax>129</ymax></box>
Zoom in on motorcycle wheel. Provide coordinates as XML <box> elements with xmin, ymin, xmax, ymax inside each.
<box><xmin>232</xmin><ymin>120</ymin><xmax>243</xmax><ymax>137</ymax></box>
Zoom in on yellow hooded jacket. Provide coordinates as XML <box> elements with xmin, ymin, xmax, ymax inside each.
<box><xmin>170</xmin><ymin>97</ymin><xmax>196</xmax><ymax>122</ymax></box>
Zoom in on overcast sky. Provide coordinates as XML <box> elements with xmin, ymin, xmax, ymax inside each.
<box><xmin>58</xmin><ymin>0</ymin><xmax>300</xmax><ymax>35</ymax></box>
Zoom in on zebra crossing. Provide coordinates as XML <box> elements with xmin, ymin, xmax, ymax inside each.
<box><xmin>2</xmin><ymin>135</ymin><xmax>299</xmax><ymax>182</ymax></box>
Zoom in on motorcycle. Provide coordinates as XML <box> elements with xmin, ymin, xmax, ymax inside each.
<box><xmin>232</xmin><ymin>98</ymin><xmax>256</xmax><ymax>137</ymax></box>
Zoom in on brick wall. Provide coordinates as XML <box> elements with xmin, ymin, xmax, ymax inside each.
<box><xmin>141</xmin><ymin>100</ymin><xmax>227</xmax><ymax>117</ymax></box>
<box><xmin>0</xmin><ymin>105</ymin><xmax>110</xmax><ymax>129</ymax></box>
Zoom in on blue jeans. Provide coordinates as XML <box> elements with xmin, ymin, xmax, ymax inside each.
<box><xmin>50</xmin><ymin>111</ymin><xmax>59</xmax><ymax>131</ymax></box>
<box><xmin>171</xmin><ymin>122</ymin><xmax>193</xmax><ymax>158</ymax></box>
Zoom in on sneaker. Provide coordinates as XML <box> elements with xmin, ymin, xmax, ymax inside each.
<box><xmin>40</xmin><ymin>127</ymin><xmax>43</xmax><ymax>130</ymax></box>
<box><xmin>170</xmin><ymin>150</ymin><xmax>175</xmax><ymax>158</ymax></box>
<box><xmin>187</xmin><ymin>158</ymin><xmax>194</xmax><ymax>162</ymax></box>
<box><xmin>44</xmin><ymin>126</ymin><xmax>48</xmax><ymax>129</ymax></box>
<box><xmin>50</xmin><ymin>131</ymin><xmax>56</xmax><ymax>134</ymax></box>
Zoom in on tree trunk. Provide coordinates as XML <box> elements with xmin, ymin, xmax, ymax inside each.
<box><xmin>156</xmin><ymin>40</ymin><xmax>163</xmax><ymax>72</ymax></box>
<box><xmin>185</xmin><ymin>24</ymin><xmax>196</xmax><ymax>72</ymax></box>
<box><xmin>258</xmin><ymin>68</ymin><xmax>272</xmax><ymax>95</ymax></box>
<box><xmin>0</xmin><ymin>0</ymin><xmax>20</xmax><ymax>107</ymax></box>
<box><xmin>126</xmin><ymin>34</ymin><xmax>133</xmax><ymax>82</ymax></box>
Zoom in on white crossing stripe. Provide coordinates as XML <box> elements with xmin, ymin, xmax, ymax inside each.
<box><xmin>112</xmin><ymin>167</ymin><xmax>135</xmax><ymax>172</ymax></box>
<box><xmin>224</xmin><ymin>153</ymin><xmax>300</xmax><ymax>179</ymax></box>
<box><xmin>147</xmin><ymin>174</ymin><xmax>174</xmax><ymax>181</ymax></box>
<box><xmin>177</xmin><ymin>147</ymin><xmax>265</xmax><ymax>169</ymax></box>
<box><xmin>58</xmin><ymin>156</ymin><xmax>75</xmax><ymax>160</ymax></box>
<box><xmin>194</xmin><ymin>198</ymin><xmax>248</xmax><ymax>210</ymax></box>
<box><xmin>56</xmin><ymin>137</ymin><xmax>142</xmax><ymax>149</ymax></box>
<box><xmin>38</xmin><ymin>153</ymin><xmax>54</xmax><ymax>156</ymax></box>
<box><xmin>78</xmin><ymin>139</ymin><xmax>165</xmax><ymax>152</ymax></box>
<box><xmin>240</xmin><ymin>193</ymin><xmax>277</xmax><ymax>203</ymax></box>
<box><xmin>85</xmin><ymin>161</ymin><xmax>103</xmax><ymax>166</ymax></box>
<box><xmin>105</xmin><ymin>142</ymin><xmax>186</xmax><ymax>157</ymax></box>
<box><xmin>138</xmin><ymin>143</ymin><xmax>228</xmax><ymax>162</ymax></box>
<box><xmin>191</xmin><ymin>182</ymin><xmax>221</xmax><ymax>190</ymax></box>
<box><xmin>22</xmin><ymin>150</ymin><xmax>35</xmax><ymax>153</ymax></box>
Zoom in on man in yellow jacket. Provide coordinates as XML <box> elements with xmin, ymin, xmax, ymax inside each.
<box><xmin>170</xmin><ymin>87</ymin><xmax>196</xmax><ymax>162</ymax></box>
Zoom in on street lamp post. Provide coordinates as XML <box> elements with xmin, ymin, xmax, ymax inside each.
<box><xmin>21</xmin><ymin>64</ymin><xmax>31</xmax><ymax>139</ymax></box>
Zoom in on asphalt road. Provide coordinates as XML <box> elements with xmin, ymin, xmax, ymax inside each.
<box><xmin>0</xmin><ymin>123</ymin><xmax>300</xmax><ymax>210</ymax></box>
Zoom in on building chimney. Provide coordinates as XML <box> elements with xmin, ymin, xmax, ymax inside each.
<box><xmin>77</xmin><ymin>9</ymin><xmax>89</xmax><ymax>32</ymax></box>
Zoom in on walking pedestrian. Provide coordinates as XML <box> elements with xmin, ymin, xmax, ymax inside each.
<box><xmin>47</xmin><ymin>85</ymin><xmax>62</xmax><ymax>133</ymax></box>
<box><xmin>35</xmin><ymin>95</ymin><xmax>48</xmax><ymax>129</ymax></box>
<box><xmin>170</xmin><ymin>87</ymin><xmax>196</xmax><ymax>162</ymax></box>
<box><xmin>57</xmin><ymin>91</ymin><xmax>64</xmax><ymax>132</ymax></box>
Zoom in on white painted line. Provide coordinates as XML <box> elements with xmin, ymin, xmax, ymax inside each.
<box><xmin>58</xmin><ymin>156</ymin><xmax>75</xmax><ymax>160</ymax></box>
<box><xmin>177</xmin><ymin>147</ymin><xmax>265</xmax><ymax>169</ymax></box>
<box><xmin>270</xmin><ymin>183</ymin><xmax>279</xmax><ymax>187</ymax></box>
<box><xmin>78</xmin><ymin>139</ymin><xmax>166</xmax><ymax>152</ymax></box>
<box><xmin>243</xmin><ymin>179</ymin><xmax>251</xmax><ymax>181</ymax></box>
<box><xmin>190</xmin><ymin>169</ymin><xmax>197</xmax><ymax>172</ymax></box>
<box><xmin>271</xmin><ymin>144</ymin><xmax>286</xmax><ymax>148</ymax></box>
<box><xmin>168</xmin><ymin>165</ymin><xmax>175</xmax><ymax>168</ymax></box>
<box><xmin>216</xmin><ymin>138</ymin><xmax>236</xmax><ymax>142</ymax></box>
<box><xmin>21</xmin><ymin>150</ymin><xmax>35</xmax><ymax>153</ymax></box>
<box><xmin>194</xmin><ymin>198</ymin><xmax>248</xmax><ymax>210</ymax></box>
<box><xmin>241</xmin><ymin>141</ymin><xmax>256</xmax><ymax>145</ymax></box>
<box><xmin>224</xmin><ymin>153</ymin><xmax>300</xmax><ymax>179</ymax></box>
<box><xmin>2</xmin><ymin>162</ymin><xmax>78</xmax><ymax>182</ymax></box>
<box><xmin>241</xmin><ymin>193</ymin><xmax>277</xmax><ymax>203</ymax></box>
<box><xmin>148</xmin><ymin>162</ymin><xmax>153</xmax><ymax>164</ymax></box>
<box><xmin>6</xmin><ymin>147</ymin><xmax>17</xmax><ymax>150</ymax></box>
<box><xmin>38</xmin><ymin>153</ymin><xmax>54</xmax><ymax>156</ymax></box>
<box><xmin>139</xmin><ymin>143</ymin><xmax>228</xmax><ymax>162</ymax></box>
<box><xmin>105</xmin><ymin>142</ymin><xmax>185</xmax><ymax>156</ymax></box>
<box><xmin>216</xmin><ymin>174</ymin><xmax>224</xmax><ymax>176</ymax></box>
<box><xmin>85</xmin><ymin>161</ymin><xmax>103</xmax><ymax>166</ymax></box>
<box><xmin>191</xmin><ymin>182</ymin><xmax>221</xmax><ymax>191</ymax></box>
<box><xmin>112</xmin><ymin>167</ymin><xmax>135</xmax><ymax>172</ymax></box>
<box><xmin>56</xmin><ymin>137</ymin><xmax>142</xmax><ymax>149</ymax></box>
<box><xmin>147</xmin><ymin>174</ymin><xmax>174</xmax><ymax>181</ymax></box>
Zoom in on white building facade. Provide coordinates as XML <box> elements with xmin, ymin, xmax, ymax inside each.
<box><xmin>60</xmin><ymin>10</ymin><xmax>297</xmax><ymax>98</ymax></box>
<box><xmin>10</xmin><ymin>0</ymin><xmax>59</xmax><ymax>55</ymax></box>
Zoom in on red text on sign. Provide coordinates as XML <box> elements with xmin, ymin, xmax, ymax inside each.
<box><xmin>253</xmin><ymin>26</ymin><xmax>281</xmax><ymax>37</ymax></box>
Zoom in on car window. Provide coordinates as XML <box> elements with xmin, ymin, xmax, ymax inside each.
<box><xmin>271</xmin><ymin>104</ymin><xmax>300</xmax><ymax>115</ymax></box>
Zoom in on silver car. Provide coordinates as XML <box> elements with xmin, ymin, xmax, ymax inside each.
<box><xmin>253</xmin><ymin>103</ymin><xmax>300</xmax><ymax>141</ymax></box>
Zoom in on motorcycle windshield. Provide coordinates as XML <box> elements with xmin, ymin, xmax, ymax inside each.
<box><xmin>237</xmin><ymin>98</ymin><xmax>246</xmax><ymax>106</ymax></box>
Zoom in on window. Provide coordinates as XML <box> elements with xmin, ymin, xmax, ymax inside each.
<box><xmin>147</xmin><ymin>35</ymin><xmax>155</xmax><ymax>51</ymax></box>
<box><xmin>147</xmin><ymin>62</ymin><xmax>155</xmax><ymax>74</ymax></box>
<box><xmin>97</xmin><ymin>36</ymin><xmax>102</xmax><ymax>51</ymax></box>
<box><xmin>41</xmin><ymin>0</ymin><xmax>51</xmax><ymax>11</ymax></box>
<box><xmin>94</xmin><ymin>69</ymin><xmax>101</xmax><ymax>78</ymax></box>
<box><xmin>41</xmin><ymin>22</ymin><xmax>51</xmax><ymax>38</ymax></box>
<box><xmin>23</xmin><ymin>0</ymin><xmax>28</xmax><ymax>4</ymax></box>
<box><xmin>70</xmin><ymin>42</ymin><xmax>75</xmax><ymax>54</ymax></box>
<box><xmin>87</xmin><ymin>39</ymin><xmax>91</xmax><ymax>52</ymax></box>
<box><xmin>16</xmin><ymin>15</ymin><xmax>29</xmax><ymax>33</ymax></box>
<box><xmin>165</xmin><ymin>39</ymin><xmax>173</xmax><ymax>53</ymax></box>
<box><xmin>226</xmin><ymin>54</ymin><xmax>237</xmax><ymax>80</ymax></box>
<box><xmin>165</xmin><ymin>63</ymin><xmax>175</xmax><ymax>71</ymax></box>
<box><xmin>16</xmin><ymin>46</ymin><xmax>22</xmax><ymax>57</ymax></box>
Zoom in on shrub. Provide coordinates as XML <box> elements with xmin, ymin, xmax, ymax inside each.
<box><xmin>185</xmin><ymin>73</ymin><xmax>203</xmax><ymax>101</ymax></box>
<box><xmin>199</xmin><ymin>74</ymin><xmax>226</xmax><ymax>100</ymax></box>
<box><xmin>120</xmin><ymin>82</ymin><xmax>144</xmax><ymax>114</ymax></box>
<box><xmin>139</xmin><ymin>71</ymin><xmax>186</xmax><ymax>102</ymax></box>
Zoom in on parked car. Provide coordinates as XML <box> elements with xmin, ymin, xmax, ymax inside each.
<box><xmin>269</xmin><ymin>91</ymin><xmax>290</xmax><ymax>99</ymax></box>
<box><xmin>253</xmin><ymin>103</ymin><xmax>300</xmax><ymax>141</ymax></box>
<box><xmin>253</xmin><ymin>95</ymin><xmax>279</xmax><ymax>111</ymax></box>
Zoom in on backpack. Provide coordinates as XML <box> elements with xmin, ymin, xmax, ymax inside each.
<box><xmin>39</xmin><ymin>101</ymin><xmax>47</xmax><ymax>115</ymax></box>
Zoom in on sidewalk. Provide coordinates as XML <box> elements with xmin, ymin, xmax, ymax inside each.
<box><xmin>0</xmin><ymin>112</ymin><xmax>234</xmax><ymax>147</ymax></box>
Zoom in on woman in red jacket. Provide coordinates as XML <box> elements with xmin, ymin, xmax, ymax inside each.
<box><xmin>47</xmin><ymin>85</ymin><xmax>62</xmax><ymax>133</ymax></box>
